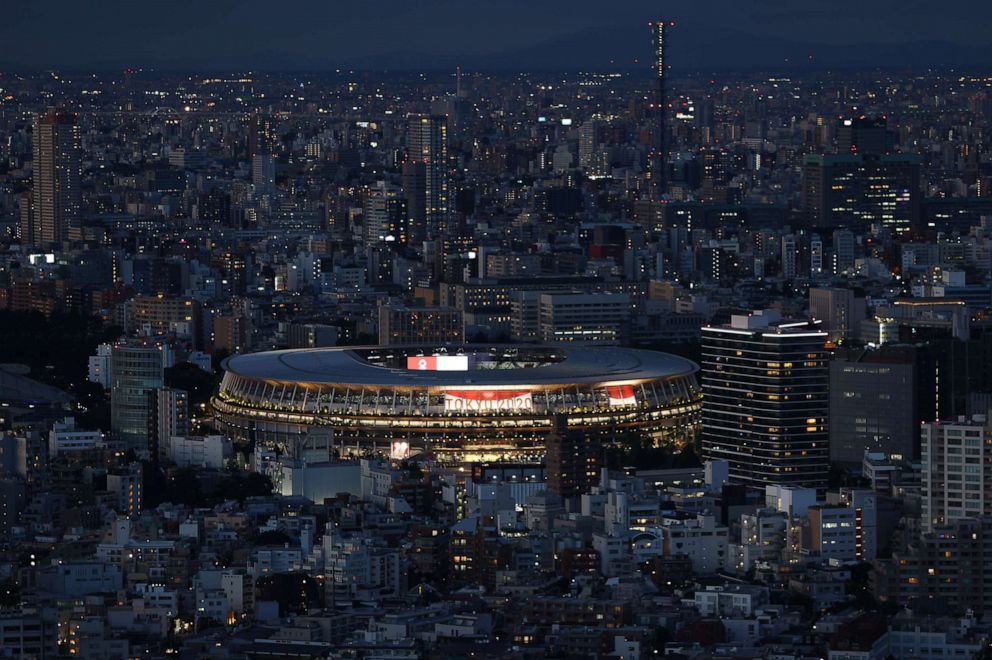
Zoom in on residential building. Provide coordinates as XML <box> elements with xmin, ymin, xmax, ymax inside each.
<box><xmin>378</xmin><ymin>303</ymin><xmax>464</xmax><ymax>346</ymax></box>
<box><xmin>921</xmin><ymin>413</ymin><xmax>992</xmax><ymax>530</ymax></box>
<box><xmin>24</xmin><ymin>108</ymin><xmax>82</xmax><ymax>245</ymax></box>
<box><xmin>701</xmin><ymin>310</ymin><xmax>829</xmax><ymax>487</ymax></box>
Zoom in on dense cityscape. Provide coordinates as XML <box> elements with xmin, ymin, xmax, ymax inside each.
<box><xmin>5</xmin><ymin>12</ymin><xmax>992</xmax><ymax>660</ymax></box>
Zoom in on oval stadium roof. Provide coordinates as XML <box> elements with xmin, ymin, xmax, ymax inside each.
<box><xmin>222</xmin><ymin>346</ymin><xmax>697</xmax><ymax>388</ymax></box>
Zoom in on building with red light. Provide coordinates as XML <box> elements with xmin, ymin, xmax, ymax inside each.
<box><xmin>212</xmin><ymin>345</ymin><xmax>701</xmax><ymax>463</ymax></box>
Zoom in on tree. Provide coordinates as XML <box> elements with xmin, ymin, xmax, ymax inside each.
<box><xmin>254</xmin><ymin>530</ymin><xmax>293</xmax><ymax>546</ymax></box>
<box><xmin>0</xmin><ymin>309</ymin><xmax>120</xmax><ymax>390</ymax></box>
<box><xmin>164</xmin><ymin>468</ymin><xmax>204</xmax><ymax>507</ymax></box>
<box><xmin>165</xmin><ymin>362</ymin><xmax>219</xmax><ymax>408</ymax></box>
<box><xmin>0</xmin><ymin>579</ymin><xmax>20</xmax><ymax>609</ymax></box>
<box><xmin>211</xmin><ymin>348</ymin><xmax>230</xmax><ymax>373</ymax></box>
<box><xmin>256</xmin><ymin>572</ymin><xmax>322</xmax><ymax>616</ymax></box>
<box><xmin>845</xmin><ymin>562</ymin><xmax>877</xmax><ymax>609</ymax></box>
<box><xmin>210</xmin><ymin>471</ymin><xmax>272</xmax><ymax>505</ymax></box>
<box><xmin>973</xmin><ymin>643</ymin><xmax>992</xmax><ymax>660</ymax></box>
<box><xmin>74</xmin><ymin>380</ymin><xmax>111</xmax><ymax>432</ymax></box>
<box><xmin>141</xmin><ymin>461</ymin><xmax>169</xmax><ymax>510</ymax></box>
<box><xmin>196</xmin><ymin>617</ymin><xmax>221</xmax><ymax>632</ymax></box>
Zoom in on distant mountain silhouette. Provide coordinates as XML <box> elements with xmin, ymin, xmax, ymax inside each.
<box><xmin>9</xmin><ymin>20</ymin><xmax>992</xmax><ymax>73</ymax></box>
<box><xmin>334</xmin><ymin>22</ymin><xmax>992</xmax><ymax>71</ymax></box>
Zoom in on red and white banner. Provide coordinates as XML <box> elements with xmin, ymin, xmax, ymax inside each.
<box><xmin>390</xmin><ymin>441</ymin><xmax>411</xmax><ymax>460</ymax></box>
<box><xmin>444</xmin><ymin>390</ymin><xmax>533</xmax><ymax>412</ymax></box>
<box><xmin>407</xmin><ymin>355</ymin><xmax>469</xmax><ymax>371</ymax></box>
<box><xmin>606</xmin><ymin>385</ymin><xmax>637</xmax><ymax>407</ymax></box>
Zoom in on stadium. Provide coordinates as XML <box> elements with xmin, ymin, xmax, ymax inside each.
<box><xmin>211</xmin><ymin>345</ymin><xmax>702</xmax><ymax>463</ymax></box>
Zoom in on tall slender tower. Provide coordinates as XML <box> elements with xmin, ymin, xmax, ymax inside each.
<box><xmin>652</xmin><ymin>21</ymin><xmax>671</xmax><ymax>198</ymax></box>
<box><xmin>111</xmin><ymin>343</ymin><xmax>168</xmax><ymax>453</ymax></box>
<box><xmin>402</xmin><ymin>160</ymin><xmax>427</xmax><ymax>244</ymax></box>
<box><xmin>406</xmin><ymin>114</ymin><xmax>449</xmax><ymax>240</ymax></box>
<box><xmin>30</xmin><ymin>108</ymin><xmax>81</xmax><ymax>245</ymax></box>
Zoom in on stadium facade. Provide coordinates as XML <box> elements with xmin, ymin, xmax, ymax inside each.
<box><xmin>212</xmin><ymin>345</ymin><xmax>701</xmax><ymax>463</ymax></box>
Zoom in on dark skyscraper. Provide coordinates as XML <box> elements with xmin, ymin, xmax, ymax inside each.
<box><xmin>406</xmin><ymin>114</ymin><xmax>449</xmax><ymax>239</ymax></box>
<box><xmin>401</xmin><ymin>159</ymin><xmax>427</xmax><ymax>245</ymax></box>
<box><xmin>837</xmin><ymin>116</ymin><xmax>891</xmax><ymax>155</ymax></box>
<box><xmin>546</xmin><ymin>414</ymin><xmax>602</xmax><ymax>500</ymax></box>
<box><xmin>829</xmin><ymin>346</ymin><xmax>918</xmax><ymax>464</ymax></box>
<box><xmin>801</xmin><ymin>154</ymin><xmax>921</xmax><ymax>233</ymax></box>
<box><xmin>26</xmin><ymin>108</ymin><xmax>82</xmax><ymax>245</ymax></box>
<box><xmin>249</xmin><ymin>110</ymin><xmax>277</xmax><ymax>158</ymax></box>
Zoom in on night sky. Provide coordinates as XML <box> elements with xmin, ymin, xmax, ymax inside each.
<box><xmin>5</xmin><ymin>0</ymin><xmax>992</xmax><ymax>71</ymax></box>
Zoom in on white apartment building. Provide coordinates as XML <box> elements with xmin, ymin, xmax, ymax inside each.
<box><xmin>921</xmin><ymin>413</ymin><xmax>992</xmax><ymax>531</ymax></box>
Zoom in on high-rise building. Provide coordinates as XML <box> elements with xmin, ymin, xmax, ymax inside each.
<box><xmin>401</xmin><ymin>160</ymin><xmax>427</xmax><ymax>244</ymax></box>
<box><xmin>198</xmin><ymin>188</ymin><xmax>233</xmax><ymax>228</ymax></box>
<box><xmin>110</xmin><ymin>344</ymin><xmax>170</xmax><ymax>453</ymax></box>
<box><xmin>148</xmin><ymin>387</ymin><xmax>190</xmax><ymax>461</ymax></box>
<box><xmin>131</xmin><ymin>295</ymin><xmax>200</xmax><ymax>338</ymax></box>
<box><xmin>251</xmin><ymin>154</ymin><xmax>276</xmax><ymax>195</ymax></box>
<box><xmin>286</xmin><ymin>323</ymin><xmax>339</xmax><ymax>349</ymax></box>
<box><xmin>212</xmin><ymin>313</ymin><xmax>252</xmax><ymax>354</ymax></box>
<box><xmin>829</xmin><ymin>346</ymin><xmax>918</xmax><ymax>464</ymax></box>
<box><xmin>26</xmin><ymin>108</ymin><xmax>82</xmax><ymax>245</ymax></box>
<box><xmin>249</xmin><ymin>111</ymin><xmax>277</xmax><ymax>158</ymax></box>
<box><xmin>921</xmin><ymin>413</ymin><xmax>992</xmax><ymax>531</ymax></box>
<box><xmin>0</xmin><ymin>478</ymin><xmax>26</xmax><ymax>535</ymax></box>
<box><xmin>406</xmin><ymin>114</ymin><xmax>449</xmax><ymax>238</ymax></box>
<box><xmin>537</xmin><ymin>292</ymin><xmax>631</xmax><ymax>345</ymax></box>
<box><xmin>88</xmin><ymin>343</ymin><xmax>113</xmax><ymax>389</ymax></box>
<box><xmin>0</xmin><ymin>435</ymin><xmax>26</xmax><ymax>478</ymax></box>
<box><xmin>781</xmin><ymin>234</ymin><xmax>797</xmax><ymax>279</ymax></box>
<box><xmin>578</xmin><ymin>119</ymin><xmax>602</xmax><ymax>168</ymax></box>
<box><xmin>876</xmin><ymin>516</ymin><xmax>992</xmax><ymax>614</ymax></box>
<box><xmin>801</xmin><ymin>154</ymin><xmax>920</xmax><ymax>233</ymax></box>
<box><xmin>363</xmin><ymin>182</ymin><xmax>408</xmax><ymax>247</ymax></box>
<box><xmin>832</xmin><ymin>229</ymin><xmax>856</xmax><ymax>273</ymax></box>
<box><xmin>378</xmin><ymin>303</ymin><xmax>464</xmax><ymax>346</ymax></box>
<box><xmin>106</xmin><ymin>463</ymin><xmax>143</xmax><ymax>516</ymax></box>
<box><xmin>810</xmin><ymin>235</ymin><xmax>824</xmax><ymax>277</ymax></box>
<box><xmin>17</xmin><ymin>192</ymin><xmax>34</xmax><ymax>245</ymax></box>
<box><xmin>546</xmin><ymin>415</ymin><xmax>601</xmax><ymax>500</ymax></box>
<box><xmin>802</xmin><ymin>491</ymin><xmax>878</xmax><ymax>562</ymax></box>
<box><xmin>701</xmin><ymin>310</ymin><xmax>829</xmax><ymax>488</ymax></box>
<box><xmin>809</xmin><ymin>287</ymin><xmax>866</xmax><ymax>340</ymax></box>
<box><xmin>836</xmin><ymin>116</ymin><xmax>891</xmax><ymax>155</ymax></box>
<box><xmin>632</xmin><ymin>198</ymin><xmax>666</xmax><ymax>236</ymax></box>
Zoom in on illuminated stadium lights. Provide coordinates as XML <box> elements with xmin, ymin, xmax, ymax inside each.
<box><xmin>212</xmin><ymin>345</ymin><xmax>702</xmax><ymax>463</ymax></box>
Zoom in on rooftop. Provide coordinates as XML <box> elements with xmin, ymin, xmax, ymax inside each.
<box><xmin>222</xmin><ymin>345</ymin><xmax>697</xmax><ymax>388</ymax></box>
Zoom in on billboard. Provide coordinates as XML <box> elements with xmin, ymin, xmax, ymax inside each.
<box><xmin>407</xmin><ymin>355</ymin><xmax>469</xmax><ymax>371</ymax></box>
<box><xmin>444</xmin><ymin>390</ymin><xmax>533</xmax><ymax>413</ymax></box>
<box><xmin>607</xmin><ymin>385</ymin><xmax>637</xmax><ymax>407</ymax></box>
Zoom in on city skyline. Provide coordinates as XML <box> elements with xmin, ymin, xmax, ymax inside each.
<box><xmin>4</xmin><ymin>7</ymin><xmax>992</xmax><ymax>658</ymax></box>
